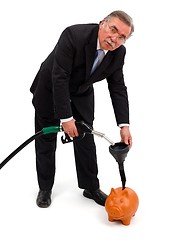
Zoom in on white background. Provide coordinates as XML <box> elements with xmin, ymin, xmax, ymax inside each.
<box><xmin>0</xmin><ymin>0</ymin><xmax>173</xmax><ymax>239</ymax></box>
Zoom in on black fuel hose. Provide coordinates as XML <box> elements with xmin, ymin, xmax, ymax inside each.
<box><xmin>0</xmin><ymin>126</ymin><xmax>62</xmax><ymax>170</ymax></box>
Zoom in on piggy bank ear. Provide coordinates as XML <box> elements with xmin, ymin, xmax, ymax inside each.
<box><xmin>110</xmin><ymin>188</ymin><xmax>117</xmax><ymax>195</ymax></box>
<box><xmin>122</xmin><ymin>189</ymin><xmax>129</xmax><ymax>198</ymax></box>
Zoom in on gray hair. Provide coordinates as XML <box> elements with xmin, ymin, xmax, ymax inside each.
<box><xmin>105</xmin><ymin>10</ymin><xmax>134</xmax><ymax>37</ymax></box>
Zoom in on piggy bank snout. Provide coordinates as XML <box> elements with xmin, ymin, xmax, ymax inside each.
<box><xmin>109</xmin><ymin>207</ymin><xmax>123</xmax><ymax>218</ymax></box>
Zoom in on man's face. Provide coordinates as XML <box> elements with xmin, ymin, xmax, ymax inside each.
<box><xmin>98</xmin><ymin>17</ymin><xmax>132</xmax><ymax>51</ymax></box>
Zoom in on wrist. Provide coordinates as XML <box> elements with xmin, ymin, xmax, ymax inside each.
<box><xmin>118</xmin><ymin>123</ymin><xmax>130</xmax><ymax>128</ymax></box>
<box><xmin>60</xmin><ymin>116</ymin><xmax>73</xmax><ymax>123</ymax></box>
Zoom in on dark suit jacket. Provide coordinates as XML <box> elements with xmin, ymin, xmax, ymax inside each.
<box><xmin>30</xmin><ymin>24</ymin><xmax>129</xmax><ymax>125</ymax></box>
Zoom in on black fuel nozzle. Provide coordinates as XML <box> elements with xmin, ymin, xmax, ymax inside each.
<box><xmin>109</xmin><ymin>142</ymin><xmax>130</xmax><ymax>190</ymax></box>
<box><xmin>61</xmin><ymin>121</ymin><xmax>93</xmax><ymax>144</ymax></box>
<box><xmin>75</xmin><ymin>121</ymin><xmax>93</xmax><ymax>135</ymax></box>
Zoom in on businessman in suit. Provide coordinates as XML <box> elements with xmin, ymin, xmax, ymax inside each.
<box><xmin>30</xmin><ymin>10</ymin><xmax>134</xmax><ymax>208</ymax></box>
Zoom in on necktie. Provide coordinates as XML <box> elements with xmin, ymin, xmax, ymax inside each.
<box><xmin>91</xmin><ymin>49</ymin><xmax>105</xmax><ymax>75</ymax></box>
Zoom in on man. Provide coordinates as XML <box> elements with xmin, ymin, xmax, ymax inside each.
<box><xmin>30</xmin><ymin>10</ymin><xmax>134</xmax><ymax>208</ymax></box>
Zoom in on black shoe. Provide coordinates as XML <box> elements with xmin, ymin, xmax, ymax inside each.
<box><xmin>83</xmin><ymin>189</ymin><xmax>108</xmax><ymax>206</ymax></box>
<box><xmin>36</xmin><ymin>190</ymin><xmax>52</xmax><ymax>208</ymax></box>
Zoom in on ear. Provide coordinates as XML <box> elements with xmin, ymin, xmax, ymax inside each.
<box><xmin>100</xmin><ymin>19</ymin><xmax>106</xmax><ymax>27</ymax></box>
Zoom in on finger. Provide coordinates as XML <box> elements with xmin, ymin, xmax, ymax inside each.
<box><xmin>73</xmin><ymin>127</ymin><xmax>79</xmax><ymax>137</ymax></box>
<box><xmin>127</xmin><ymin>137</ymin><xmax>133</xmax><ymax>146</ymax></box>
<box><xmin>68</xmin><ymin>131</ymin><xmax>74</xmax><ymax>138</ymax></box>
<box><xmin>68</xmin><ymin>129</ymin><xmax>78</xmax><ymax>138</ymax></box>
<box><xmin>121</xmin><ymin>136</ymin><xmax>129</xmax><ymax>145</ymax></box>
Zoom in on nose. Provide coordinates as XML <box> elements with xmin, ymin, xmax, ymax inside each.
<box><xmin>110</xmin><ymin>34</ymin><xmax>119</xmax><ymax>43</ymax></box>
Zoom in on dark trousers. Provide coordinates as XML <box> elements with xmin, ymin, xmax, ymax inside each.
<box><xmin>35</xmin><ymin>112</ymin><xmax>100</xmax><ymax>191</ymax></box>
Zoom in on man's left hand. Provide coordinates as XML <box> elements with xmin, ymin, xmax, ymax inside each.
<box><xmin>120</xmin><ymin>126</ymin><xmax>132</xmax><ymax>147</ymax></box>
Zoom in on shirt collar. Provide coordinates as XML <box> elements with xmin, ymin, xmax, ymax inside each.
<box><xmin>97</xmin><ymin>39</ymin><xmax>108</xmax><ymax>55</ymax></box>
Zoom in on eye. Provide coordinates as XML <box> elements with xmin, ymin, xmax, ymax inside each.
<box><xmin>119</xmin><ymin>36</ymin><xmax>125</xmax><ymax>40</ymax></box>
<box><xmin>110</xmin><ymin>26</ymin><xmax>118</xmax><ymax>34</ymax></box>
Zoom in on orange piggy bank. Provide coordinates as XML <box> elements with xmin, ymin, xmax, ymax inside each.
<box><xmin>105</xmin><ymin>187</ymin><xmax>139</xmax><ymax>225</ymax></box>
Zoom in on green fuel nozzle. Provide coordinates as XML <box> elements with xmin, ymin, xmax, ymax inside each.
<box><xmin>42</xmin><ymin>126</ymin><xmax>63</xmax><ymax>135</ymax></box>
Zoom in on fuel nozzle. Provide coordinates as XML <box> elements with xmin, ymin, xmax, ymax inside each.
<box><xmin>109</xmin><ymin>142</ymin><xmax>130</xmax><ymax>190</ymax></box>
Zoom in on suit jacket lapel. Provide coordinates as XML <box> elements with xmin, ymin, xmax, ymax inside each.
<box><xmin>77</xmin><ymin>51</ymin><xmax>113</xmax><ymax>94</ymax></box>
<box><xmin>85</xmin><ymin>26</ymin><xmax>98</xmax><ymax>80</ymax></box>
<box><xmin>85</xmin><ymin>44</ymin><xmax>97</xmax><ymax>80</ymax></box>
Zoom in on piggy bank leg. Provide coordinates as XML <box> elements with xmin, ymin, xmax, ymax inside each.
<box><xmin>108</xmin><ymin>215</ymin><xmax>115</xmax><ymax>222</ymax></box>
<box><xmin>121</xmin><ymin>217</ymin><xmax>131</xmax><ymax>226</ymax></box>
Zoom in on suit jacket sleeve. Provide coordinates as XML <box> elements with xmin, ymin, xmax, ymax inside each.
<box><xmin>107</xmin><ymin>47</ymin><xmax>130</xmax><ymax>125</ymax></box>
<box><xmin>52</xmin><ymin>27</ymin><xmax>75</xmax><ymax>119</ymax></box>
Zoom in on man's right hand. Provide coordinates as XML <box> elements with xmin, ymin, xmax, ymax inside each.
<box><xmin>61</xmin><ymin>119</ymin><xmax>79</xmax><ymax>138</ymax></box>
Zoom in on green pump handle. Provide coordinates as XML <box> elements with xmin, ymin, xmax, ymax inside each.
<box><xmin>42</xmin><ymin>126</ymin><xmax>62</xmax><ymax>135</ymax></box>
